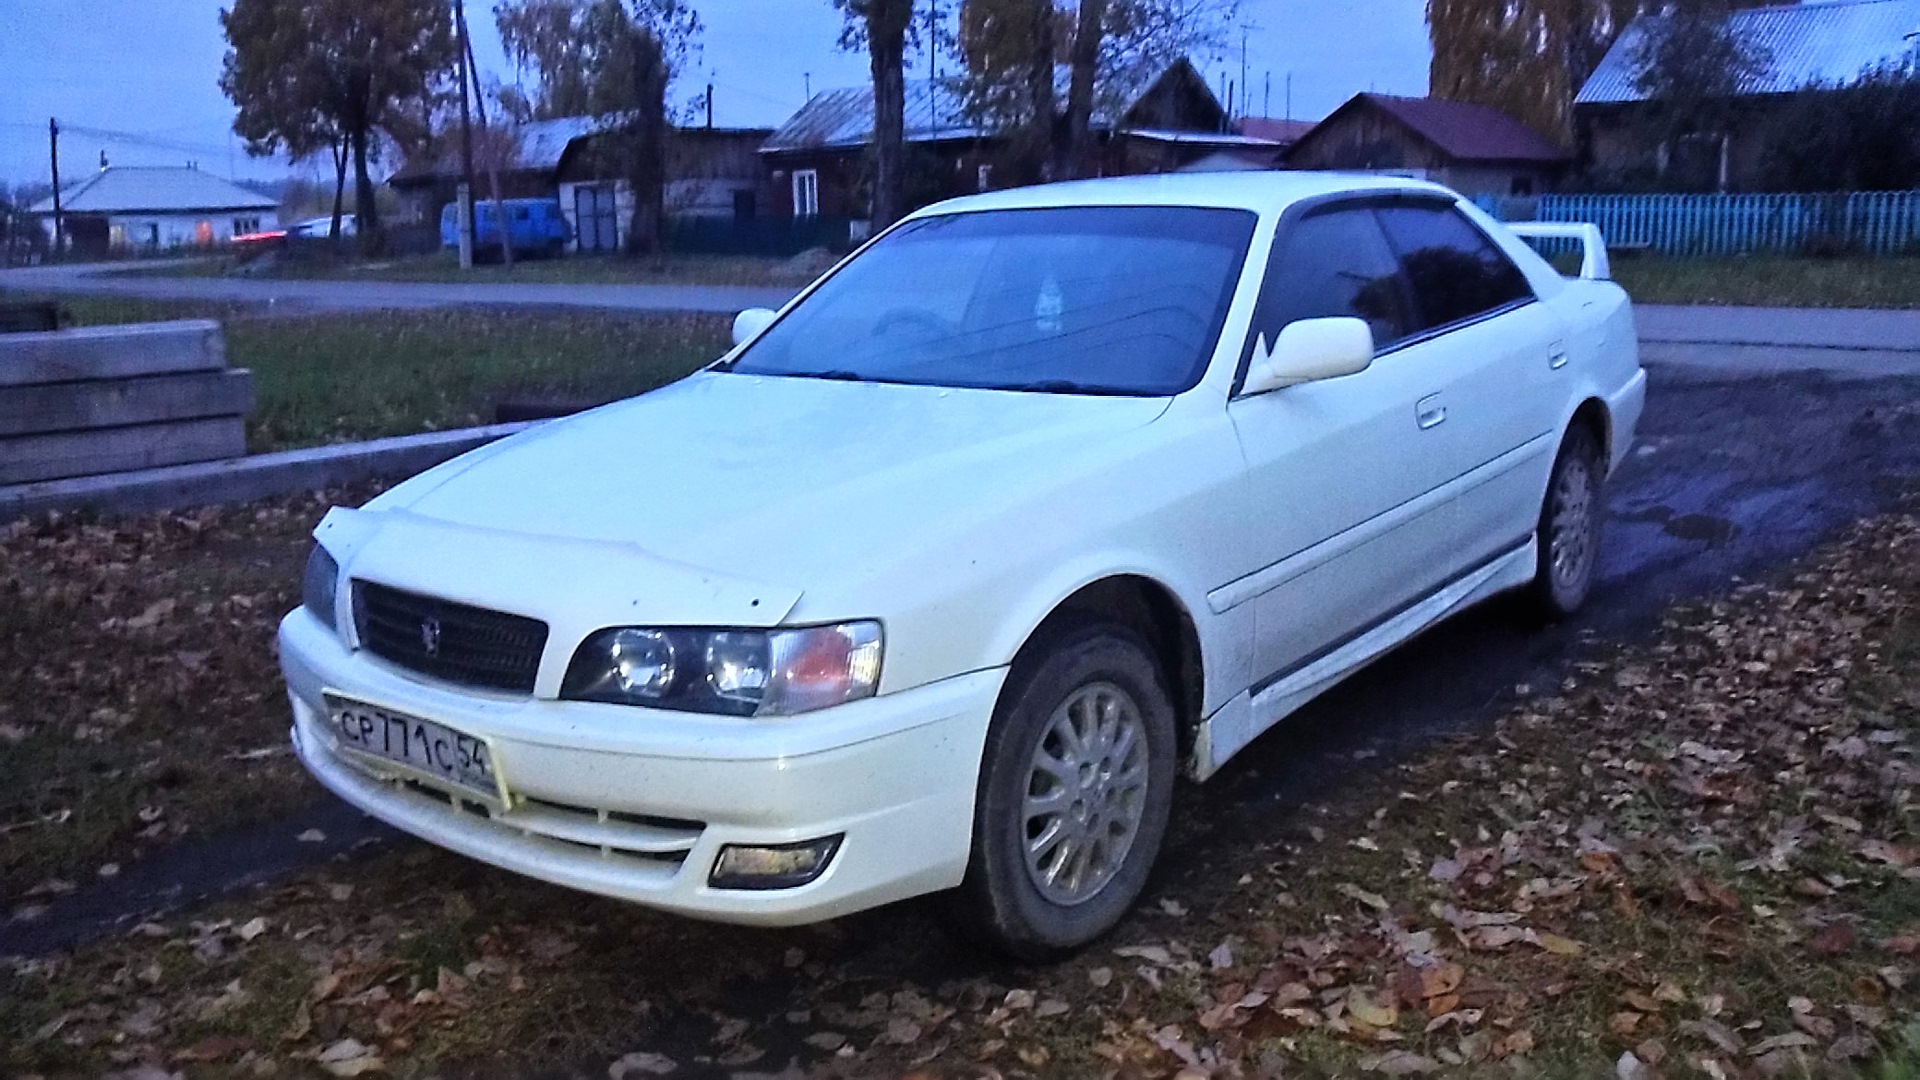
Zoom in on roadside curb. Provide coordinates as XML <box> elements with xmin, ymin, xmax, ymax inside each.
<box><xmin>0</xmin><ymin>421</ymin><xmax>534</xmax><ymax>520</ymax></box>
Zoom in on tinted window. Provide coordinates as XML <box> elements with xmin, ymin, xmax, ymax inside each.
<box><xmin>1374</xmin><ymin>205</ymin><xmax>1532</xmax><ymax>331</ymax></box>
<box><xmin>729</xmin><ymin>206</ymin><xmax>1257</xmax><ymax>396</ymax></box>
<box><xmin>1252</xmin><ymin>207</ymin><xmax>1412</xmax><ymax>352</ymax></box>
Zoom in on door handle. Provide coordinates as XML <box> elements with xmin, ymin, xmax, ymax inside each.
<box><xmin>1548</xmin><ymin>340</ymin><xmax>1569</xmax><ymax>369</ymax></box>
<box><xmin>1416</xmin><ymin>393</ymin><xmax>1447</xmax><ymax>430</ymax></box>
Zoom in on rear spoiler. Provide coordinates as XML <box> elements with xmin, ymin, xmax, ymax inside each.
<box><xmin>1505</xmin><ymin>222</ymin><xmax>1610</xmax><ymax>281</ymax></box>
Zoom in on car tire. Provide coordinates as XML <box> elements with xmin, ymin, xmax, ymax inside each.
<box><xmin>1527</xmin><ymin>423</ymin><xmax>1605</xmax><ymax>620</ymax></box>
<box><xmin>950</xmin><ymin>618</ymin><xmax>1177</xmax><ymax>961</ymax></box>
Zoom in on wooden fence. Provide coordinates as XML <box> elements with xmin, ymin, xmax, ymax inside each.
<box><xmin>0</xmin><ymin>320</ymin><xmax>252</xmax><ymax>486</ymax></box>
<box><xmin>1473</xmin><ymin>191</ymin><xmax>1920</xmax><ymax>257</ymax></box>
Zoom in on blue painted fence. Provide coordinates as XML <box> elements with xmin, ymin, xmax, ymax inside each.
<box><xmin>1473</xmin><ymin>191</ymin><xmax>1920</xmax><ymax>257</ymax></box>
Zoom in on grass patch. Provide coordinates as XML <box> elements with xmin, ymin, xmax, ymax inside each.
<box><xmin>4</xmin><ymin>294</ymin><xmax>730</xmax><ymax>451</ymax></box>
<box><xmin>228</xmin><ymin>306</ymin><xmax>726</xmax><ymax>451</ymax></box>
<box><xmin>6</xmin><ymin>506</ymin><xmax>1916</xmax><ymax>1077</ymax></box>
<box><xmin>1608</xmin><ymin>254</ymin><xmax>1920</xmax><ymax>309</ymax></box>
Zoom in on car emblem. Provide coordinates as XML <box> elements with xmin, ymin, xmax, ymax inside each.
<box><xmin>420</xmin><ymin>616</ymin><xmax>442</xmax><ymax>657</ymax></box>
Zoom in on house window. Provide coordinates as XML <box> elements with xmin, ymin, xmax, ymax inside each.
<box><xmin>233</xmin><ymin>216</ymin><xmax>260</xmax><ymax>236</ymax></box>
<box><xmin>1508</xmin><ymin>177</ymin><xmax>1534</xmax><ymax>196</ymax></box>
<box><xmin>792</xmin><ymin>169</ymin><xmax>819</xmax><ymax>218</ymax></box>
<box><xmin>977</xmin><ymin>164</ymin><xmax>993</xmax><ymax>192</ymax></box>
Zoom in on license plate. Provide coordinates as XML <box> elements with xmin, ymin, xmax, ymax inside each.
<box><xmin>324</xmin><ymin>694</ymin><xmax>507</xmax><ymax>807</ymax></box>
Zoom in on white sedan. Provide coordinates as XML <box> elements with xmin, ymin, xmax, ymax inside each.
<box><xmin>281</xmin><ymin>173</ymin><xmax>1644</xmax><ymax>958</ymax></box>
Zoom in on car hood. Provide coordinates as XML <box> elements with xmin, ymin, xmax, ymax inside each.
<box><xmin>370</xmin><ymin>371</ymin><xmax>1170</xmax><ymax>605</ymax></box>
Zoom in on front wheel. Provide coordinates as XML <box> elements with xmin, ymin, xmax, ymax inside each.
<box><xmin>951</xmin><ymin>620</ymin><xmax>1177</xmax><ymax>961</ymax></box>
<box><xmin>1527</xmin><ymin>424</ymin><xmax>1605</xmax><ymax>619</ymax></box>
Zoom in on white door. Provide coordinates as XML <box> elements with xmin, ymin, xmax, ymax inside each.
<box><xmin>1224</xmin><ymin>204</ymin><xmax>1462</xmax><ymax>687</ymax></box>
<box><xmin>792</xmin><ymin>169</ymin><xmax>819</xmax><ymax>218</ymax></box>
<box><xmin>1371</xmin><ymin>202</ymin><xmax>1563</xmax><ymax>579</ymax></box>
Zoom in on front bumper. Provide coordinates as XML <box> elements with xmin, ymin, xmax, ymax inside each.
<box><xmin>280</xmin><ymin>609</ymin><xmax>1001</xmax><ymax>925</ymax></box>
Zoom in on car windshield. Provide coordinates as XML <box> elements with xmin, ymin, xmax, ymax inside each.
<box><xmin>726</xmin><ymin>205</ymin><xmax>1257</xmax><ymax>396</ymax></box>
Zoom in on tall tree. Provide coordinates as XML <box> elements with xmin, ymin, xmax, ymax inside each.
<box><xmin>220</xmin><ymin>0</ymin><xmax>455</xmax><ymax>250</ymax></box>
<box><xmin>1427</xmin><ymin>0</ymin><xmax>1770</xmax><ymax>145</ymax></box>
<box><xmin>494</xmin><ymin>0</ymin><xmax>701</xmax><ymax>252</ymax></box>
<box><xmin>958</xmin><ymin>0</ymin><xmax>1232</xmax><ymax>181</ymax></box>
<box><xmin>836</xmin><ymin>0</ymin><xmax>917</xmax><ymax>228</ymax></box>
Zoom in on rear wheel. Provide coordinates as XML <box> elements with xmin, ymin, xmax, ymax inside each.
<box><xmin>1527</xmin><ymin>424</ymin><xmax>1605</xmax><ymax>619</ymax></box>
<box><xmin>951</xmin><ymin>619</ymin><xmax>1176</xmax><ymax>961</ymax></box>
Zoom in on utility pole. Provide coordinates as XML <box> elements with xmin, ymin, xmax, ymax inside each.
<box><xmin>804</xmin><ymin>72</ymin><xmax>812</xmax><ymax>99</ymax></box>
<box><xmin>454</xmin><ymin>0</ymin><xmax>477</xmax><ymax>269</ymax></box>
<box><xmin>465</xmin><ymin>21</ymin><xmax>513</xmax><ymax>268</ymax></box>
<box><xmin>706</xmin><ymin>82</ymin><xmax>715</xmax><ymax>128</ymax></box>
<box><xmin>1286</xmin><ymin>72</ymin><xmax>1293</xmax><ymax>121</ymax></box>
<box><xmin>48</xmin><ymin>118</ymin><xmax>63</xmax><ymax>260</ymax></box>
<box><xmin>1264</xmin><ymin>71</ymin><xmax>1271</xmax><ymax>118</ymax></box>
<box><xmin>928</xmin><ymin>1</ymin><xmax>938</xmax><ymax>78</ymax></box>
<box><xmin>1239</xmin><ymin>26</ymin><xmax>1249</xmax><ymax>120</ymax></box>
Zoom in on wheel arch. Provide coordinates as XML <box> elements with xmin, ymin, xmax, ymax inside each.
<box><xmin>1007</xmin><ymin>574</ymin><xmax>1206</xmax><ymax>758</ymax></box>
<box><xmin>1568</xmin><ymin>396</ymin><xmax>1612</xmax><ymax>473</ymax></box>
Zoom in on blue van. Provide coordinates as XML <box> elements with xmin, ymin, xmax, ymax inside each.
<box><xmin>440</xmin><ymin>198</ymin><xmax>571</xmax><ymax>258</ymax></box>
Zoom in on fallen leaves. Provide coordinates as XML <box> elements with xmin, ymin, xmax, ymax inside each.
<box><xmin>4</xmin><ymin>506</ymin><xmax>1918</xmax><ymax>1080</ymax></box>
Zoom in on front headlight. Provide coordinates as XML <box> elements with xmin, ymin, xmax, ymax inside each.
<box><xmin>302</xmin><ymin>545</ymin><xmax>340</xmax><ymax>633</ymax></box>
<box><xmin>561</xmin><ymin>621</ymin><xmax>882</xmax><ymax>716</ymax></box>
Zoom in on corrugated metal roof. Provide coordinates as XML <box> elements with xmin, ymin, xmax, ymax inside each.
<box><xmin>30</xmin><ymin>166</ymin><xmax>278</xmax><ymax>214</ymax></box>
<box><xmin>1578</xmin><ymin>0</ymin><xmax>1920</xmax><ymax>104</ymax></box>
<box><xmin>1124</xmin><ymin>128</ymin><xmax>1279</xmax><ymax>146</ymax></box>
<box><xmin>761</xmin><ymin>80</ymin><xmax>986</xmax><ymax>152</ymax></box>
<box><xmin>761</xmin><ymin>58</ymin><xmax>1216</xmax><ymax>153</ymax></box>
<box><xmin>390</xmin><ymin>114</ymin><xmax>635</xmax><ymax>184</ymax></box>
<box><xmin>1236</xmin><ymin>117</ymin><xmax>1318</xmax><ymax>145</ymax></box>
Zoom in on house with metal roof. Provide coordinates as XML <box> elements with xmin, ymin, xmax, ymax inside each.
<box><xmin>30</xmin><ymin>165</ymin><xmax>279</xmax><ymax>257</ymax></box>
<box><xmin>1281</xmin><ymin>93</ymin><xmax>1571</xmax><ymax>195</ymax></box>
<box><xmin>390</xmin><ymin>116</ymin><xmax>774</xmax><ymax>254</ymax></box>
<box><xmin>758</xmin><ymin>58</ymin><xmax>1266</xmax><ymax>220</ymax></box>
<box><xmin>1574</xmin><ymin>0</ymin><xmax>1920</xmax><ymax>190</ymax></box>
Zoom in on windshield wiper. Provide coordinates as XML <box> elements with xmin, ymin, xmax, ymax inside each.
<box><xmin>800</xmin><ymin>369</ymin><xmax>868</xmax><ymax>381</ymax></box>
<box><xmin>1003</xmin><ymin>379</ymin><xmax>1131</xmax><ymax>395</ymax></box>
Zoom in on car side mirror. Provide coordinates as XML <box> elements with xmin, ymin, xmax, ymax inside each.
<box><xmin>732</xmin><ymin>307</ymin><xmax>777</xmax><ymax>347</ymax></box>
<box><xmin>1240</xmin><ymin>316</ymin><xmax>1375</xmax><ymax>396</ymax></box>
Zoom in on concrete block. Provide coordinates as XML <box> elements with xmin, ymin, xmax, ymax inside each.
<box><xmin>0</xmin><ymin>370</ymin><xmax>254</xmax><ymax>435</ymax></box>
<box><xmin>0</xmin><ymin>417</ymin><xmax>247</xmax><ymax>485</ymax></box>
<box><xmin>0</xmin><ymin>320</ymin><xmax>226</xmax><ymax>387</ymax></box>
<box><xmin>0</xmin><ymin>422</ymin><xmax>535</xmax><ymax>520</ymax></box>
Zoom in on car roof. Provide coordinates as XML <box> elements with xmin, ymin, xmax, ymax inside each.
<box><xmin>907</xmin><ymin>171</ymin><xmax>1462</xmax><ymax>221</ymax></box>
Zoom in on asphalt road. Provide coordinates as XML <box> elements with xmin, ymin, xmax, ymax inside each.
<box><xmin>0</xmin><ymin>259</ymin><xmax>798</xmax><ymax>315</ymax></box>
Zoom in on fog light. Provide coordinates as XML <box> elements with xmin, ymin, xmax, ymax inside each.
<box><xmin>708</xmin><ymin>835</ymin><xmax>842</xmax><ymax>890</ymax></box>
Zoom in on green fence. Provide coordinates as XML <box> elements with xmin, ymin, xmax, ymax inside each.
<box><xmin>1474</xmin><ymin>191</ymin><xmax>1920</xmax><ymax>257</ymax></box>
<box><xmin>667</xmin><ymin>216</ymin><xmax>857</xmax><ymax>257</ymax></box>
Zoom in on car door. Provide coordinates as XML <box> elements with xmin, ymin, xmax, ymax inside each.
<box><xmin>1224</xmin><ymin>203</ymin><xmax>1466</xmax><ymax>687</ymax></box>
<box><xmin>1372</xmin><ymin>202</ymin><xmax>1564</xmax><ymax>580</ymax></box>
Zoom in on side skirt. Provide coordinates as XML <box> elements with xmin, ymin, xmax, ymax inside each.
<box><xmin>1190</xmin><ymin>538</ymin><xmax>1537</xmax><ymax>780</ymax></box>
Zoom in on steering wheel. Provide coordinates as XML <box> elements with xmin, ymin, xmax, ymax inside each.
<box><xmin>874</xmin><ymin>309</ymin><xmax>953</xmax><ymax>341</ymax></box>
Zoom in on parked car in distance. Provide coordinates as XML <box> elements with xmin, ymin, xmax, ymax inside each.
<box><xmin>284</xmin><ymin>173</ymin><xmax>1645</xmax><ymax>959</ymax></box>
<box><xmin>287</xmin><ymin>213</ymin><xmax>357</xmax><ymax>238</ymax></box>
<box><xmin>439</xmin><ymin>198</ymin><xmax>569</xmax><ymax>259</ymax></box>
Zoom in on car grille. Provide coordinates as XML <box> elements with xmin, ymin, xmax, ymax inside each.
<box><xmin>353</xmin><ymin>581</ymin><xmax>548</xmax><ymax>693</ymax></box>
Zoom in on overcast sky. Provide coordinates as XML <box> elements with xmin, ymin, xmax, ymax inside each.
<box><xmin>0</xmin><ymin>0</ymin><xmax>1430</xmax><ymax>188</ymax></box>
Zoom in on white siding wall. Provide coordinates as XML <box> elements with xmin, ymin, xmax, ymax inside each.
<box><xmin>90</xmin><ymin>210</ymin><xmax>280</xmax><ymax>249</ymax></box>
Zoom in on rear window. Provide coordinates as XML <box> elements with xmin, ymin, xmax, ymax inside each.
<box><xmin>1374</xmin><ymin>205</ymin><xmax>1532</xmax><ymax>332</ymax></box>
